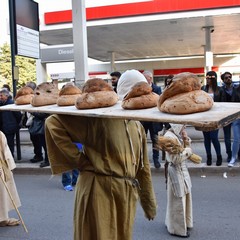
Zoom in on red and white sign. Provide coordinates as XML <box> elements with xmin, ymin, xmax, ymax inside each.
<box><xmin>44</xmin><ymin>0</ymin><xmax>240</xmax><ymax>25</ymax></box>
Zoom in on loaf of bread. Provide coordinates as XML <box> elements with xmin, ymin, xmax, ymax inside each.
<box><xmin>31</xmin><ymin>82</ymin><xmax>59</xmax><ymax>107</ymax></box>
<box><xmin>158</xmin><ymin>72</ymin><xmax>213</xmax><ymax>114</ymax></box>
<box><xmin>158</xmin><ymin>72</ymin><xmax>201</xmax><ymax>106</ymax></box>
<box><xmin>76</xmin><ymin>91</ymin><xmax>118</xmax><ymax>109</ymax></box>
<box><xmin>15</xmin><ymin>86</ymin><xmax>34</xmax><ymax>105</ymax></box>
<box><xmin>75</xmin><ymin>78</ymin><xmax>118</xmax><ymax>109</ymax></box>
<box><xmin>122</xmin><ymin>82</ymin><xmax>158</xmax><ymax>109</ymax></box>
<box><xmin>57</xmin><ymin>84</ymin><xmax>82</xmax><ymax>106</ymax></box>
<box><xmin>122</xmin><ymin>92</ymin><xmax>159</xmax><ymax>109</ymax></box>
<box><xmin>123</xmin><ymin>82</ymin><xmax>152</xmax><ymax>100</ymax></box>
<box><xmin>82</xmin><ymin>78</ymin><xmax>113</xmax><ymax>93</ymax></box>
<box><xmin>159</xmin><ymin>90</ymin><xmax>213</xmax><ymax>114</ymax></box>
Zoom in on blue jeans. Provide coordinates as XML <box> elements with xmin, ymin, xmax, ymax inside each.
<box><xmin>231</xmin><ymin>119</ymin><xmax>240</xmax><ymax>161</ymax></box>
<box><xmin>62</xmin><ymin>170</ymin><xmax>79</xmax><ymax>187</ymax></box>
<box><xmin>202</xmin><ymin>129</ymin><xmax>221</xmax><ymax>156</ymax></box>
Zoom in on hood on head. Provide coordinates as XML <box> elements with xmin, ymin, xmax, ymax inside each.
<box><xmin>117</xmin><ymin>69</ymin><xmax>147</xmax><ymax>100</ymax></box>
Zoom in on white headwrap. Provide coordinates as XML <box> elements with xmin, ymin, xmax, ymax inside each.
<box><xmin>170</xmin><ymin>123</ymin><xmax>185</xmax><ymax>136</ymax></box>
<box><xmin>117</xmin><ymin>69</ymin><xmax>147</xmax><ymax>100</ymax></box>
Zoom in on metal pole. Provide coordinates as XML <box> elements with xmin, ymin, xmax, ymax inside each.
<box><xmin>8</xmin><ymin>0</ymin><xmax>21</xmax><ymax>160</ymax></box>
<box><xmin>71</xmin><ymin>0</ymin><xmax>89</xmax><ymax>87</ymax></box>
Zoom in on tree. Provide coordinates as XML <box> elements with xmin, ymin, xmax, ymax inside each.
<box><xmin>0</xmin><ymin>43</ymin><xmax>36</xmax><ymax>91</ymax></box>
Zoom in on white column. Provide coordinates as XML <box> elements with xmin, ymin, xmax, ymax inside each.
<box><xmin>36</xmin><ymin>59</ymin><xmax>47</xmax><ymax>84</ymax></box>
<box><xmin>203</xmin><ymin>26</ymin><xmax>214</xmax><ymax>73</ymax></box>
<box><xmin>71</xmin><ymin>0</ymin><xmax>89</xmax><ymax>87</ymax></box>
<box><xmin>110</xmin><ymin>51</ymin><xmax>116</xmax><ymax>72</ymax></box>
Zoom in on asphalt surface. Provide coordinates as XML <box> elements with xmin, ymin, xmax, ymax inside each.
<box><xmin>2</xmin><ymin>128</ymin><xmax>240</xmax><ymax>240</ymax></box>
<box><xmin>1</xmin><ymin>173</ymin><xmax>240</xmax><ymax>240</ymax></box>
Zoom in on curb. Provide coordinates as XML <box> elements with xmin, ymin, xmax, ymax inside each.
<box><xmin>14</xmin><ymin>164</ymin><xmax>240</xmax><ymax>176</ymax></box>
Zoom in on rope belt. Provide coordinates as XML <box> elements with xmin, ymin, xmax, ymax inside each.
<box><xmin>83</xmin><ymin>170</ymin><xmax>141</xmax><ymax>189</ymax></box>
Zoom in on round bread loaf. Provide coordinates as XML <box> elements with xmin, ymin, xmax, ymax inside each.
<box><xmin>123</xmin><ymin>82</ymin><xmax>152</xmax><ymax>100</ymax></box>
<box><xmin>158</xmin><ymin>90</ymin><xmax>213</xmax><ymax>114</ymax></box>
<box><xmin>57</xmin><ymin>85</ymin><xmax>82</xmax><ymax>106</ymax></box>
<box><xmin>122</xmin><ymin>92</ymin><xmax>159</xmax><ymax>109</ymax></box>
<box><xmin>57</xmin><ymin>94</ymin><xmax>82</xmax><ymax>106</ymax></box>
<box><xmin>158</xmin><ymin>72</ymin><xmax>201</xmax><ymax>106</ymax></box>
<box><xmin>15</xmin><ymin>86</ymin><xmax>34</xmax><ymax>105</ymax></box>
<box><xmin>82</xmin><ymin>78</ymin><xmax>113</xmax><ymax>93</ymax></box>
<box><xmin>15</xmin><ymin>86</ymin><xmax>33</xmax><ymax>98</ymax></box>
<box><xmin>59</xmin><ymin>84</ymin><xmax>82</xmax><ymax>96</ymax></box>
<box><xmin>15</xmin><ymin>94</ymin><xmax>34</xmax><ymax>105</ymax></box>
<box><xmin>31</xmin><ymin>82</ymin><xmax>59</xmax><ymax>106</ymax></box>
<box><xmin>75</xmin><ymin>91</ymin><xmax>118</xmax><ymax>109</ymax></box>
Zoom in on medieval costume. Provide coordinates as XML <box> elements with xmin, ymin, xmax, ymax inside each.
<box><xmin>45</xmin><ymin>69</ymin><xmax>157</xmax><ymax>240</ymax></box>
<box><xmin>164</xmin><ymin>124</ymin><xmax>193</xmax><ymax>238</ymax></box>
<box><xmin>0</xmin><ymin>131</ymin><xmax>21</xmax><ymax>226</ymax></box>
<box><xmin>46</xmin><ymin>115</ymin><xmax>157</xmax><ymax>240</ymax></box>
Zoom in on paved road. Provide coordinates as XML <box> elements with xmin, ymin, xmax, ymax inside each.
<box><xmin>1</xmin><ymin>172</ymin><xmax>240</xmax><ymax>240</ymax></box>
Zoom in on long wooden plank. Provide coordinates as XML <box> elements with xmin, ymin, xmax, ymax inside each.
<box><xmin>0</xmin><ymin>102</ymin><xmax>240</xmax><ymax>131</ymax></box>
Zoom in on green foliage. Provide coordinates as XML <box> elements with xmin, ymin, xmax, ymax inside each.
<box><xmin>0</xmin><ymin>43</ymin><xmax>37</xmax><ymax>90</ymax></box>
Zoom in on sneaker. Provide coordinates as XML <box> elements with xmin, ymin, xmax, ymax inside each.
<box><xmin>63</xmin><ymin>185</ymin><xmax>73</xmax><ymax>191</ymax></box>
<box><xmin>226</xmin><ymin>157</ymin><xmax>231</xmax><ymax>163</ymax></box>
<box><xmin>228</xmin><ymin>159</ymin><xmax>235</xmax><ymax>167</ymax></box>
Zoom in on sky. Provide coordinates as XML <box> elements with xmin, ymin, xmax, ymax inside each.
<box><xmin>0</xmin><ymin>0</ymin><xmax>10</xmax><ymax>45</ymax></box>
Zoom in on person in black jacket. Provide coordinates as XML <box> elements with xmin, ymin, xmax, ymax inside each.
<box><xmin>28</xmin><ymin>112</ymin><xmax>50</xmax><ymax>168</ymax></box>
<box><xmin>141</xmin><ymin>70</ymin><xmax>163</xmax><ymax>168</ymax></box>
<box><xmin>228</xmin><ymin>84</ymin><xmax>240</xmax><ymax>167</ymax></box>
<box><xmin>110</xmin><ymin>71</ymin><xmax>121</xmax><ymax>93</ymax></box>
<box><xmin>201</xmin><ymin>71</ymin><xmax>224</xmax><ymax>166</ymax></box>
<box><xmin>0</xmin><ymin>88</ymin><xmax>22</xmax><ymax>157</ymax></box>
<box><xmin>220</xmin><ymin>72</ymin><xmax>240</xmax><ymax>162</ymax></box>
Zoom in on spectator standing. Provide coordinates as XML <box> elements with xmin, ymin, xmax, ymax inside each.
<box><xmin>164</xmin><ymin>74</ymin><xmax>174</xmax><ymax>88</ymax></box>
<box><xmin>24</xmin><ymin>81</ymin><xmax>44</xmax><ymax>163</ymax></box>
<box><xmin>0</xmin><ymin>89</ymin><xmax>22</xmax><ymax>157</ymax></box>
<box><xmin>62</xmin><ymin>143</ymin><xmax>82</xmax><ymax>191</ymax></box>
<box><xmin>0</xmin><ymin>131</ymin><xmax>21</xmax><ymax>227</ymax></box>
<box><xmin>2</xmin><ymin>84</ymin><xmax>13</xmax><ymax>99</ymax></box>
<box><xmin>28</xmin><ymin>112</ymin><xmax>50</xmax><ymax>168</ymax></box>
<box><xmin>220</xmin><ymin>72</ymin><xmax>239</xmax><ymax>162</ymax></box>
<box><xmin>110</xmin><ymin>71</ymin><xmax>121</xmax><ymax>92</ymax></box>
<box><xmin>228</xmin><ymin>84</ymin><xmax>240</xmax><ymax>167</ymax></box>
<box><xmin>201</xmin><ymin>71</ymin><xmax>223</xmax><ymax>166</ymax></box>
<box><xmin>141</xmin><ymin>70</ymin><xmax>162</xmax><ymax>168</ymax></box>
<box><xmin>62</xmin><ymin>170</ymin><xmax>79</xmax><ymax>191</ymax></box>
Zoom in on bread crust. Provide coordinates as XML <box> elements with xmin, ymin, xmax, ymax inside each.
<box><xmin>82</xmin><ymin>78</ymin><xmax>113</xmax><ymax>93</ymax></box>
<box><xmin>75</xmin><ymin>91</ymin><xmax>118</xmax><ymax>109</ymax></box>
<box><xmin>123</xmin><ymin>82</ymin><xmax>152</xmax><ymax>100</ymax></box>
<box><xmin>57</xmin><ymin>94</ymin><xmax>82</xmax><ymax>106</ymax></box>
<box><xmin>158</xmin><ymin>90</ymin><xmax>213</xmax><ymax>114</ymax></box>
<box><xmin>15</xmin><ymin>86</ymin><xmax>34</xmax><ymax>98</ymax></box>
<box><xmin>15</xmin><ymin>86</ymin><xmax>34</xmax><ymax>105</ymax></box>
<box><xmin>15</xmin><ymin>94</ymin><xmax>34</xmax><ymax>105</ymax></box>
<box><xmin>158</xmin><ymin>72</ymin><xmax>201</xmax><ymax>106</ymax></box>
<box><xmin>59</xmin><ymin>85</ymin><xmax>82</xmax><ymax>96</ymax></box>
<box><xmin>31</xmin><ymin>82</ymin><xmax>59</xmax><ymax>107</ymax></box>
<box><xmin>122</xmin><ymin>92</ymin><xmax>159</xmax><ymax>109</ymax></box>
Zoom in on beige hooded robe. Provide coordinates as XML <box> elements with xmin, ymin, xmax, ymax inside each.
<box><xmin>164</xmin><ymin>124</ymin><xmax>193</xmax><ymax>237</ymax></box>
<box><xmin>0</xmin><ymin>131</ymin><xmax>21</xmax><ymax>222</ymax></box>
